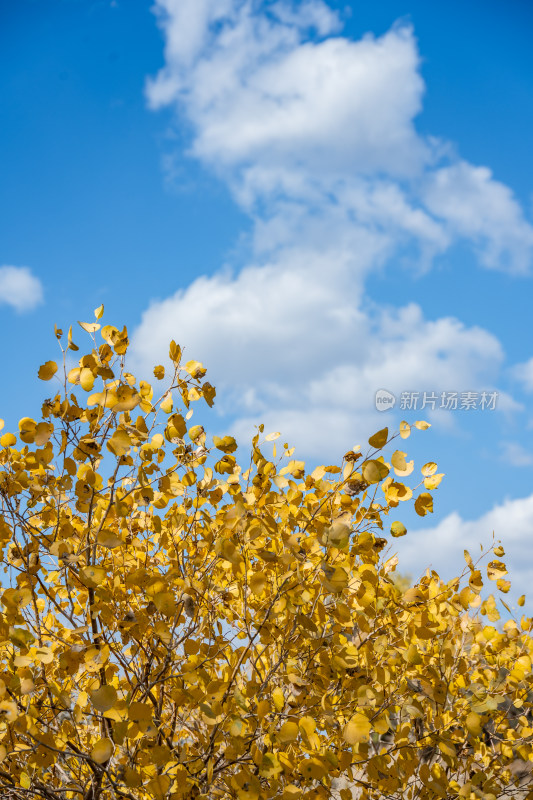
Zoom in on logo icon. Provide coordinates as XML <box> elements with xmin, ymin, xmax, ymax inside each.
<box><xmin>375</xmin><ymin>389</ymin><xmax>396</xmax><ymax>411</ymax></box>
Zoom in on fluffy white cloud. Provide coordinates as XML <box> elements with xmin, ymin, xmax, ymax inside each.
<box><xmin>131</xmin><ymin>255</ymin><xmax>503</xmax><ymax>459</ymax></box>
<box><xmin>137</xmin><ymin>0</ymin><xmax>533</xmax><ymax>460</ymax></box>
<box><xmin>396</xmin><ymin>494</ymin><xmax>533</xmax><ymax>606</ymax></box>
<box><xmin>147</xmin><ymin>0</ymin><xmax>533</xmax><ymax>277</ymax></box>
<box><xmin>423</xmin><ymin>161</ymin><xmax>533</xmax><ymax>274</ymax></box>
<box><xmin>0</xmin><ymin>266</ymin><xmax>43</xmax><ymax>312</ymax></box>
<box><xmin>149</xmin><ymin>5</ymin><xmax>429</xmax><ymax>181</ymax></box>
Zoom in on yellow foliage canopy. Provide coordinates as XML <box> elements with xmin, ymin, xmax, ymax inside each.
<box><xmin>0</xmin><ymin>311</ymin><xmax>530</xmax><ymax>800</ymax></box>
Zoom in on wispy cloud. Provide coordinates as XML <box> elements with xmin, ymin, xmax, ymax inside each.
<box><xmin>500</xmin><ymin>441</ymin><xmax>533</xmax><ymax>467</ymax></box>
<box><xmin>0</xmin><ymin>266</ymin><xmax>44</xmax><ymax>312</ymax></box>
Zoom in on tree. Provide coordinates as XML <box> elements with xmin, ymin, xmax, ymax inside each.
<box><xmin>0</xmin><ymin>309</ymin><xmax>531</xmax><ymax>800</ymax></box>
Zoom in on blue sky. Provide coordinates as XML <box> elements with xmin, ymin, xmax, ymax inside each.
<box><xmin>2</xmin><ymin>0</ymin><xmax>533</xmax><ymax>609</ymax></box>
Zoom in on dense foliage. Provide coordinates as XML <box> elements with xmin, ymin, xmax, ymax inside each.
<box><xmin>0</xmin><ymin>310</ymin><xmax>531</xmax><ymax>800</ymax></box>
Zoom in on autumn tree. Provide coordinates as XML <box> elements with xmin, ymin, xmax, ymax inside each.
<box><xmin>0</xmin><ymin>309</ymin><xmax>531</xmax><ymax>800</ymax></box>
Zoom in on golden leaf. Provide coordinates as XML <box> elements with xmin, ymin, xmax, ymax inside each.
<box><xmin>90</xmin><ymin>738</ymin><xmax>113</xmax><ymax>764</ymax></box>
<box><xmin>249</xmin><ymin>572</ymin><xmax>267</xmax><ymax>596</ymax></box>
<box><xmin>390</xmin><ymin>521</ymin><xmax>407</xmax><ymax>538</ymax></box>
<box><xmin>38</xmin><ymin>360</ymin><xmax>58</xmax><ymax>381</ymax></box>
<box><xmin>414</xmin><ymin>492</ymin><xmax>433</xmax><ymax>516</ymax></box>
<box><xmin>78</xmin><ymin>321</ymin><xmax>101</xmax><ymax>333</ymax></box>
<box><xmin>90</xmin><ymin>685</ymin><xmax>117</xmax><ymax>712</ymax></box>
<box><xmin>399</xmin><ymin>420</ymin><xmax>411</xmax><ymax>438</ymax></box>
<box><xmin>343</xmin><ymin>713</ymin><xmax>371</xmax><ymax>744</ymax></box>
<box><xmin>361</xmin><ymin>459</ymin><xmax>389</xmax><ymax>484</ymax></box>
<box><xmin>368</xmin><ymin>427</ymin><xmax>388</xmax><ymax>449</ymax></box>
<box><xmin>79</xmin><ymin>566</ymin><xmax>107</xmax><ymax>588</ymax></box>
<box><xmin>278</xmin><ymin>721</ymin><xmax>299</xmax><ymax>743</ymax></box>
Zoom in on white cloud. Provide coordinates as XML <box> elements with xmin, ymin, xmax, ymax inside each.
<box><xmin>148</xmin><ymin>8</ymin><xmax>429</xmax><ymax>180</ymax></box>
<box><xmin>137</xmin><ymin>0</ymin><xmax>533</xmax><ymax>459</ymax></box>
<box><xmin>396</xmin><ymin>494</ymin><xmax>533</xmax><ymax>606</ymax></box>
<box><xmin>423</xmin><ymin>161</ymin><xmax>533</xmax><ymax>274</ymax></box>
<box><xmin>511</xmin><ymin>357</ymin><xmax>533</xmax><ymax>393</ymax></box>
<box><xmin>131</xmin><ymin>256</ymin><xmax>503</xmax><ymax>460</ymax></box>
<box><xmin>0</xmin><ymin>266</ymin><xmax>43</xmax><ymax>312</ymax></box>
<box><xmin>146</xmin><ymin>0</ymin><xmax>533</xmax><ymax>279</ymax></box>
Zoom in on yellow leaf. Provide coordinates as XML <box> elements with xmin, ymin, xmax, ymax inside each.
<box><xmin>94</xmin><ymin>304</ymin><xmax>104</xmax><ymax>320</ymax></box>
<box><xmin>249</xmin><ymin>572</ymin><xmax>267</xmax><ymax>596</ymax></box>
<box><xmin>67</xmin><ymin>325</ymin><xmax>79</xmax><ymax>351</ymax></box>
<box><xmin>493</xmin><ymin>545</ymin><xmax>505</xmax><ymax>557</ymax></box>
<box><xmin>487</xmin><ymin>560</ymin><xmax>507</xmax><ymax>581</ymax></box>
<box><xmin>34</xmin><ymin>422</ymin><xmax>53</xmax><ymax>446</ymax></box>
<box><xmin>169</xmin><ymin>340</ymin><xmax>181</xmax><ymax>363</ymax></box>
<box><xmin>97</xmin><ymin>530</ymin><xmax>123</xmax><ymax>548</ymax></box>
<box><xmin>278</xmin><ymin>721</ymin><xmax>299</xmax><ymax>742</ymax></box>
<box><xmin>414</xmin><ymin>492</ymin><xmax>433</xmax><ymax>516</ymax></box>
<box><xmin>298</xmin><ymin>716</ymin><xmax>316</xmax><ymax>736</ymax></box>
<box><xmin>160</xmin><ymin>392</ymin><xmax>173</xmax><ymax>413</ymax></box>
<box><xmin>185</xmin><ymin>359</ymin><xmax>206</xmax><ymax>378</ymax></box>
<box><xmin>496</xmin><ymin>578</ymin><xmax>511</xmax><ymax>593</ymax></box>
<box><xmin>421</xmin><ymin>462</ymin><xmax>438</xmax><ymax>477</ymax></box>
<box><xmin>368</xmin><ymin>427</ymin><xmax>388</xmax><ymax>449</ymax></box>
<box><xmin>145</xmin><ymin>776</ymin><xmax>171</xmax><ymax>800</ymax></box>
<box><xmin>403</xmin><ymin>587</ymin><xmax>425</xmax><ymax>605</ymax></box>
<box><xmin>390</xmin><ymin>450</ymin><xmax>407</xmax><ymax>472</ymax></box>
<box><xmin>107</xmin><ymin>429</ymin><xmax>131</xmax><ymax>457</ymax></box>
<box><xmin>322</xmin><ymin>565</ymin><xmax>349</xmax><ymax>592</ymax></box>
<box><xmin>128</xmin><ymin>702</ymin><xmax>153</xmax><ymax>723</ymax></box>
<box><xmin>299</xmin><ymin>757</ymin><xmax>328</xmax><ymax>780</ymax></box>
<box><xmin>0</xmin><ymin>432</ymin><xmax>16</xmax><ymax>447</ymax></box>
<box><xmin>79</xmin><ymin>566</ymin><xmax>107</xmax><ymax>588</ymax></box>
<box><xmin>343</xmin><ymin>713</ymin><xmax>371</xmax><ymax>744</ymax></box>
<box><xmin>213</xmin><ymin>435</ymin><xmax>238</xmax><ymax>453</ymax></box>
<box><xmin>518</xmin><ymin>594</ymin><xmax>525</xmax><ymax>607</ymax></box>
<box><xmin>19</xmin><ymin>417</ymin><xmax>36</xmax><ymax>443</ymax></box>
<box><xmin>79</xmin><ymin>367</ymin><xmax>95</xmax><ymax>391</ymax></box>
<box><xmin>399</xmin><ymin>420</ymin><xmax>411</xmax><ymax>439</ymax></box>
<box><xmin>78</xmin><ymin>320</ymin><xmax>101</xmax><ymax>333</ymax></box>
<box><xmin>20</xmin><ymin>773</ymin><xmax>31</xmax><ymax>790</ymax></box>
<box><xmin>424</xmin><ymin>472</ymin><xmax>444</xmax><ymax>490</ymax></box>
<box><xmin>38</xmin><ymin>360</ymin><xmax>58</xmax><ymax>381</ymax></box>
<box><xmin>323</xmin><ymin>521</ymin><xmax>351</xmax><ymax>549</ymax></box>
<box><xmin>90</xmin><ymin>685</ymin><xmax>117</xmax><ymax>712</ymax></box>
<box><xmin>361</xmin><ymin>459</ymin><xmax>389</xmax><ymax>484</ymax></box>
<box><xmin>414</xmin><ymin>420</ymin><xmax>431</xmax><ymax>430</ymax></box>
<box><xmin>259</xmin><ymin>753</ymin><xmax>283</xmax><ymax>779</ymax></box>
<box><xmin>90</xmin><ymin>738</ymin><xmax>113</xmax><ymax>764</ymax></box>
<box><xmin>390</xmin><ymin>521</ymin><xmax>407</xmax><ymax>538</ymax></box>
<box><xmin>272</xmin><ymin>687</ymin><xmax>285</xmax><ymax>712</ymax></box>
<box><xmin>0</xmin><ymin>419</ymin><xmax>3</xmax><ymax>432</ymax></box>
<box><xmin>265</xmin><ymin>431</ymin><xmax>281</xmax><ymax>441</ymax></box>
<box><xmin>153</xmin><ymin>591</ymin><xmax>176</xmax><ymax>616</ymax></box>
<box><xmin>405</xmin><ymin>643</ymin><xmax>422</xmax><ymax>665</ymax></box>
<box><xmin>466</xmin><ymin>711</ymin><xmax>482</xmax><ymax>736</ymax></box>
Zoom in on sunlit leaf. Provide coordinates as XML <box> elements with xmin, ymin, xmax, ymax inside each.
<box><xmin>390</xmin><ymin>521</ymin><xmax>407</xmax><ymax>538</ymax></box>
<box><xmin>90</xmin><ymin>738</ymin><xmax>113</xmax><ymax>764</ymax></box>
<box><xmin>38</xmin><ymin>360</ymin><xmax>58</xmax><ymax>380</ymax></box>
<box><xmin>368</xmin><ymin>427</ymin><xmax>388</xmax><ymax>448</ymax></box>
<box><xmin>90</xmin><ymin>685</ymin><xmax>117</xmax><ymax>712</ymax></box>
<box><xmin>343</xmin><ymin>713</ymin><xmax>371</xmax><ymax>744</ymax></box>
